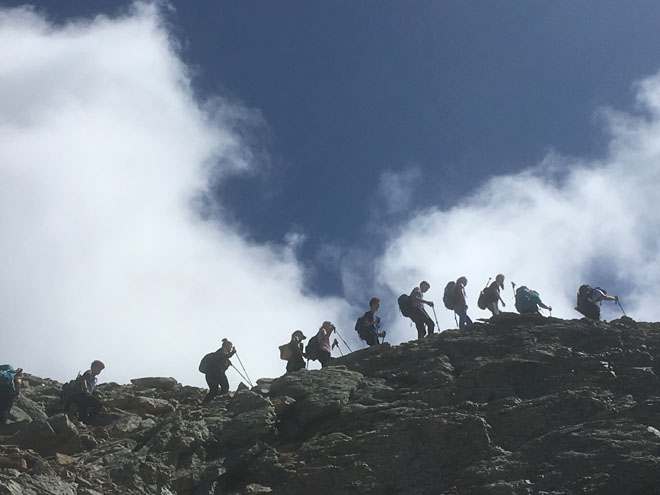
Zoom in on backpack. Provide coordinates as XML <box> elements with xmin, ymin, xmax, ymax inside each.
<box><xmin>354</xmin><ymin>315</ymin><xmax>365</xmax><ymax>332</ymax></box>
<box><xmin>397</xmin><ymin>294</ymin><xmax>413</xmax><ymax>317</ymax></box>
<box><xmin>443</xmin><ymin>282</ymin><xmax>460</xmax><ymax>310</ymax></box>
<box><xmin>0</xmin><ymin>365</ymin><xmax>15</xmax><ymax>388</ymax></box>
<box><xmin>279</xmin><ymin>343</ymin><xmax>293</xmax><ymax>361</ymax></box>
<box><xmin>198</xmin><ymin>352</ymin><xmax>215</xmax><ymax>374</ymax></box>
<box><xmin>576</xmin><ymin>284</ymin><xmax>600</xmax><ymax>319</ymax></box>
<box><xmin>515</xmin><ymin>286</ymin><xmax>538</xmax><ymax>313</ymax></box>
<box><xmin>305</xmin><ymin>335</ymin><xmax>320</xmax><ymax>361</ymax></box>
<box><xmin>60</xmin><ymin>373</ymin><xmax>84</xmax><ymax>406</ymax></box>
<box><xmin>477</xmin><ymin>290</ymin><xmax>489</xmax><ymax>310</ymax></box>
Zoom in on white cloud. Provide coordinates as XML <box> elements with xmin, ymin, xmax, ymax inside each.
<box><xmin>377</xmin><ymin>167</ymin><xmax>422</xmax><ymax>216</ymax></box>
<box><xmin>0</xmin><ymin>4</ymin><xmax>352</xmax><ymax>387</ymax></box>
<box><xmin>376</xmin><ymin>73</ymin><xmax>660</xmax><ymax>339</ymax></box>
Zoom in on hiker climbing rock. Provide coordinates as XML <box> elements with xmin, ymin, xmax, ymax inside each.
<box><xmin>409</xmin><ymin>281</ymin><xmax>435</xmax><ymax>338</ymax></box>
<box><xmin>514</xmin><ymin>286</ymin><xmax>552</xmax><ymax>315</ymax></box>
<box><xmin>0</xmin><ymin>365</ymin><xmax>23</xmax><ymax>424</ymax></box>
<box><xmin>280</xmin><ymin>330</ymin><xmax>307</xmax><ymax>373</ymax></box>
<box><xmin>316</xmin><ymin>321</ymin><xmax>338</xmax><ymax>368</ymax></box>
<box><xmin>576</xmin><ymin>285</ymin><xmax>619</xmax><ymax>320</ymax></box>
<box><xmin>199</xmin><ymin>339</ymin><xmax>236</xmax><ymax>403</ymax></box>
<box><xmin>478</xmin><ymin>274</ymin><xmax>507</xmax><ymax>316</ymax></box>
<box><xmin>73</xmin><ymin>360</ymin><xmax>105</xmax><ymax>424</ymax></box>
<box><xmin>355</xmin><ymin>297</ymin><xmax>385</xmax><ymax>346</ymax></box>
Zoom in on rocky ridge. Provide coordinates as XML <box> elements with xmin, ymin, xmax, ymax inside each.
<box><xmin>2</xmin><ymin>314</ymin><xmax>660</xmax><ymax>494</ymax></box>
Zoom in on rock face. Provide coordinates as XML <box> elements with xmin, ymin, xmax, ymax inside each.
<box><xmin>3</xmin><ymin>315</ymin><xmax>660</xmax><ymax>494</ymax></box>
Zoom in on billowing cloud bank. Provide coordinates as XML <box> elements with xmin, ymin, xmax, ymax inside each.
<box><xmin>377</xmin><ymin>75</ymin><xmax>660</xmax><ymax>336</ymax></box>
<box><xmin>0</xmin><ymin>4</ymin><xmax>351</xmax><ymax>386</ymax></box>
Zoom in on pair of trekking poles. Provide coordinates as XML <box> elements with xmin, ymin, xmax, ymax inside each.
<box><xmin>229</xmin><ymin>351</ymin><xmax>254</xmax><ymax>388</ymax></box>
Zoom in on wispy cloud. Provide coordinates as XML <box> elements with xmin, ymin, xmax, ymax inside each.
<box><xmin>0</xmin><ymin>3</ymin><xmax>351</xmax><ymax>386</ymax></box>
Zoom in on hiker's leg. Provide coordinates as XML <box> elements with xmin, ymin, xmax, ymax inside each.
<box><xmin>0</xmin><ymin>387</ymin><xmax>13</xmax><ymax>424</ymax></box>
<box><xmin>489</xmin><ymin>301</ymin><xmax>499</xmax><ymax>316</ymax></box>
<box><xmin>218</xmin><ymin>372</ymin><xmax>229</xmax><ymax>395</ymax></box>
<box><xmin>319</xmin><ymin>350</ymin><xmax>331</xmax><ymax>367</ymax></box>
<box><xmin>456</xmin><ymin>306</ymin><xmax>469</xmax><ymax>327</ymax></box>
<box><xmin>410</xmin><ymin>309</ymin><xmax>427</xmax><ymax>338</ymax></box>
<box><xmin>422</xmin><ymin>309</ymin><xmax>435</xmax><ymax>334</ymax></box>
<box><xmin>203</xmin><ymin>373</ymin><xmax>219</xmax><ymax>403</ymax></box>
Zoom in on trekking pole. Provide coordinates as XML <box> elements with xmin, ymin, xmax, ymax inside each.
<box><xmin>617</xmin><ymin>300</ymin><xmax>627</xmax><ymax>316</ymax></box>
<box><xmin>511</xmin><ymin>281</ymin><xmax>516</xmax><ymax>299</ymax></box>
<box><xmin>431</xmin><ymin>305</ymin><xmax>440</xmax><ymax>329</ymax></box>
<box><xmin>336</xmin><ymin>344</ymin><xmax>345</xmax><ymax>357</ymax></box>
<box><xmin>229</xmin><ymin>363</ymin><xmax>249</xmax><ymax>385</ymax></box>
<box><xmin>233</xmin><ymin>352</ymin><xmax>254</xmax><ymax>387</ymax></box>
<box><xmin>334</xmin><ymin>330</ymin><xmax>353</xmax><ymax>353</ymax></box>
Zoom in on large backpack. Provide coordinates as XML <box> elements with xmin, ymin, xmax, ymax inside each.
<box><xmin>515</xmin><ymin>286</ymin><xmax>538</xmax><ymax>313</ymax></box>
<box><xmin>477</xmin><ymin>290</ymin><xmax>489</xmax><ymax>310</ymax></box>
<box><xmin>198</xmin><ymin>353</ymin><xmax>215</xmax><ymax>374</ymax></box>
<box><xmin>397</xmin><ymin>294</ymin><xmax>413</xmax><ymax>317</ymax></box>
<box><xmin>305</xmin><ymin>335</ymin><xmax>320</xmax><ymax>361</ymax></box>
<box><xmin>0</xmin><ymin>365</ymin><xmax>15</xmax><ymax>389</ymax></box>
<box><xmin>354</xmin><ymin>315</ymin><xmax>365</xmax><ymax>332</ymax></box>
<box><xmin>443</xmin><ymin>281</ymin><xmax>460</xmax><ymax>310</ymax></box>
<box><xmin>60</xmin><ymin>373</ymin><xmax>84</xmax><ymax>407</ymax></box>
<box><xmin>279</xmin><ymin>343</ymin><xmax>293</xmax><ymax>361</ymax></box>
<box><xmin>576</xmin><ymin>285</ymin><xmax>600</xmax><ymax>319</ymax></box>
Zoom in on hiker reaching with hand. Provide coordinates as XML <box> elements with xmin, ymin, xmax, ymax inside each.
<box><xmin>515</xmin><ymin>286</ymin><xmax>552</xmax><ymax>315</ymax></box>
<box><xmin>483</xmin><ymin>274</ymin><xmax>507</xmax><ymax>316</ymax></box>
<box><xmin>200</xmin><ymin>339</ymin><xmax>236</xmax><ymax>404</ymax></box>
<box><xmin>576</xmin><ymin>285</ymin><xmax>619</xmax><ymax>320</ymax></box>
<box><xmin>410</xmin><ymin>281</ymin><xmax>435</xmax><ymax>339</ymax></box>
<box><xmin>317</xmin><ymin>321</ymin><xmax>339</xmax><ymax>368</ymax></box>
<box><xmin>284</xmin><ymin>330</ymin><xmax>307</xmax><ymax>373</ymax></box>
<box><xmin>356</xmin><ymin>297</ymin><xmax>386</xmax><ymax>346</ymax></box>
<box><xmin>0</xmin><ymin>365</ymin><xmax>23</xmax><ymax>425</ymax></box>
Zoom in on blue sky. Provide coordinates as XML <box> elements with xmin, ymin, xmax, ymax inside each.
<box><xmin>2</xmin><ymin>1</ymin><xmax>660</xmax><ymax>385</ymax></box>
<box><xmin>8</xmin><ymin>0</ymin><xmax>660</xmax><ymax>294</ymax></box>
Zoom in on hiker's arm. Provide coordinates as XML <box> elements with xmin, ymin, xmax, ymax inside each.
<box><xmin>539</xmin><ymin>302</ymin><xmax>552</xmax><ymax>311</ymax></box>
<box><xmin>602</xmin><ymin>294</ymin><xmax>618</xmax><ymax>302</ymax></box>
<box><xmin>498</xmin><ymin>293</ymin><xmax>506</xmax><ymax>306</ymax></box>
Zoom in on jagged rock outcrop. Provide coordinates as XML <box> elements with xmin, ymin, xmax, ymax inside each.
<box><xmin>3</xmin><ymin>315</ymin><xmax>660</xmax><ymax>494</ymax></box>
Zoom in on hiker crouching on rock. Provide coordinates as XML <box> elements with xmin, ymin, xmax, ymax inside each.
<box><xmin>286</xmin><ymin>330</ymin><xmax>307</xmax><ymax>373</ymax></box>
<box><xmin>200</xmin><ymin>339</ymin><xmax>236</xmax><ymax>404</ymax></box>
<box><xmin>317</xmin><ymin>321</ymin><xmax>338</xmax><ymax>368</ymax></box>
<box><xmin>410</xmin><ymin>281</ymin><xmax>435</xmax><ymax>339</ymax></box>
<box><xmin>576</xmin><ymin>285</ymin><xmax>619</xmax><ymax>321</ymax></box>
<box><xmin>0</xmin><ymin>366</ymin><xmax>23</xmax><ymax>424</ymax></box>
<box><xmin>515</xmin><ymin>286</ymin><xmax>552</xmax><ymax>315</ymax></box>
<box><xmin>76</xmin><ymin>360</ymin><xmax>105</xmax><ymax>424</ymax></box>
<box><xmin>357</xmin><ymin>297</ymin><xmax>385</xmax><ymax>346</ymax></box>
<box><xmin>454</xmin><ymin>277</ymin><xmax>473</xmax><ymax>328</ymax></box>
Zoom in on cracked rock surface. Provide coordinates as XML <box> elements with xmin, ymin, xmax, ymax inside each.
<box><xmin>2</xmin><ymin>315</ymin><xmax>660</xmax><ymax>494</ymax></box>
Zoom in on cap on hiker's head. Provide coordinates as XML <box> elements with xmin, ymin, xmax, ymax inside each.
<box><xmin>292</xmin><ymin>330</ymin><xmax>306</xmax><ymax>340</ymax></box>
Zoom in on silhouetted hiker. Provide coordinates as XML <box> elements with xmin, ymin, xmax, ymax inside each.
<box><xmin>515</xmin><ymin>286</ymin><xmax>552</xmax><ymax>315</ymax></box>
<box><xmin>453</xmin><ymin>277</ymin><xmax>473</xmax><ymax>327</ymax></box>
<box><xmin>316</xmin><ymin>321</ymin><xmax>338</xmax><ymax>367</ymax></box>
<box><xmin>74</xmin><ymin>360</ymin><xmax>105</xmax><ymax>424</ymax></box>
<box><xmin>280</xmin><ymin>330</ymin><xmax>307</xmax><ymax>373</ymax></box>
<box><xmin>479</xmin><ymin>274</ymin><xmax>507</xmax><ymax>316</ymax></box>
<box><xmin>410</xmin><ymin>281</ymin><xmax>435</xmax><ymax>338</ymax></box>
<box><xmin>199</xmin><ymin>339</ymin><xmax>236</xmax><ymax>403</ymax></box>
<box><xmin>576</xmin><ymin>285</ymin><xmax>619</xmax><ymax>320</ymax></box>
<box><xmin>355</xmin><ymin>297</ymin><xmax>385</xmax><ymax>346</ymax></box>
<box><xmin>0</xmin><ymin>365</ymin><xmax>23</xmax><ymax>424</ymax></box>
